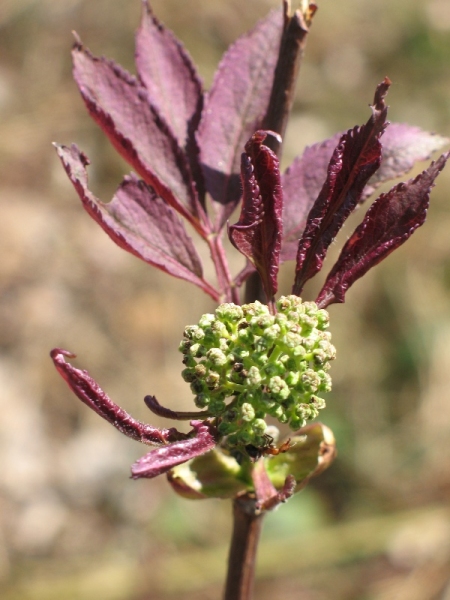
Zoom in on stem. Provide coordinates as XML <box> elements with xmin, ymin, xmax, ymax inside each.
<box><xmin>263</xmin><ymin>2</ymin><xmax>316</xmax><ymax>158</ymax></box>
<box><xmin>224</xmin><ymin>497</ymin><xmax>265</xmax><ymax>600</ymax></box>
<box><xmin>224</xmin><ymin>5</ymin><xmax>317</xmax><ymax>599</ymax></box>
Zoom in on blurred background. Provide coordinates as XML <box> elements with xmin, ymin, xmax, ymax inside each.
<box><xmin>1</xmin><ymin>0</ymin><xmax>450</xmax><ymax>598</ymax></box>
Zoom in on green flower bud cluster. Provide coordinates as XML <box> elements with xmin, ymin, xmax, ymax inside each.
<box><xmin>179</xmin><ymin>295</ymin><xmax>335</xmax><ymax>450</ymax></box>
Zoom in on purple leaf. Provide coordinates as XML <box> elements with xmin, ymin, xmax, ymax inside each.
<box><xmin>135</xmin><ymin>2</ymin><xmax>205</xmax><ymax>203</ymax></box>
<box><xmin>317</xmin><ymin>152</ymin><xmax>450</xmax><ymax>307</ymax></box>
<box><xmin>281</xmin><ymin>133</ymin><xmax>341</xmax><ymax>261</ymax></box>
<box><xmin>131</xmin><ymin>420</ymin><xmax>218</xmax><ymax>479</ymax></box>
<box><xmin>135</xmin><ymin>1</ymin><xmax>203</xmax><ymax>150</ymax></box>
<box><xmin>72</xmin><ymin>40</ymin><xmax>206</xmax><ymax>230</ymax></box>
<box><xmin>293</xmin><ymin>78</ymin><xmax>390</xmax><ymax>295</ymax></box>
<box><xmin>197</xmin><ymin>9</ymin><xmax>283</xmax><ymax>231</ymax></box>
<box><xmin>361</xmin><ymin>123</ymin><xmax>450</xmax><ymax>201</ymax></box>
<box><xmin>56</xmin><ymin>144</ymin><xmax>219</xmax><ymax>301</ymax></box>
<box><xmin>51</xmin><ymin>349</ymin><xmax>182</xmax><ymax>445</ymax></box>
<box><xmin>282</xmin><ymin>124</ymin><xmax>448</xmax><ymax>261</ymax></box>
<box><xmin>228</xmin><ymin>131</ymin><xmax>283</xmax><ymax>301</ymax></box>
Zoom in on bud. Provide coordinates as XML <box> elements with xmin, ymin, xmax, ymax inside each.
<box><xmin>179</xmin><ymin>296</ymin><xmax>336</xmax><ymax>454</ymax></box>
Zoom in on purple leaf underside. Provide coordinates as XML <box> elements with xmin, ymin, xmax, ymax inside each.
<box><xmin>56</xmin><ymin>144</ymin><xmax>219</xmax><ymax>300</ymax></box>
<box><xmin>197</xmin><ymin>9</ymin><xmax>283</xmax><ymax>231</ymax></box>
<box><xmin>51</xmin><ymin>349</ymin><xmax>180</xmax><ymax>445</ymax></box>
<box><xmin>72</xmin><ymin>41</ymin><xmax>204</xmax><ymax>227</ymax></box>
<box><xmin>317</xmin><ymin>151</ymin><xmax>450</xmax><ymax>307</ymax></box>
<box><xmin>131</xmin><ymin>420</ymin><xmax>218</xmax><ymax>479</ymax></box>
<box><xmin>282</xmin><ymin>124</ymin><xmax>448</xmax><ymax>262</ymax></box>
<box><xmin>281</xmin><ymin>133</ymin><xmax>341</xmax><ymax>261</ymax></box>
<box><xmin>135</xmin><ymin>1</ymin><xmax>203</xmax><ymax>151</ymax></box>
<box><xmin>293</xmin><ymin>78</ymin><xmax>391</xmax><ymax>295</ymax></box>
<box><xmin>228</xmin><ymin>130</ymin><xmax>283</xmax><ymax>300</ymax></box>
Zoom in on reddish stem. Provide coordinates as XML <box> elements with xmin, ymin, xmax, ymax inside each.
<box><xmin>224</xmin><ymin>497</ymin><xmax>265</xmax><ymax>600</ymax></box>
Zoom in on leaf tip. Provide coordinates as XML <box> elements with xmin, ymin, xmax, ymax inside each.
<box><xmin>71</xmin><ymin>30</ymin><xmax>82</xmax><ymax>49</ymax></box>
<box><xmin>50</xmin><ymin>348</ymin><xmax>77</xmax><ymax>361</ymax></box>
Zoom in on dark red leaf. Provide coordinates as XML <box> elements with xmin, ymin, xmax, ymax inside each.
<box><xmin>281</xmin><ymin>133</ymin><xmax>341</xmax><ymax>261</ymax></box>
<box><xmin>56</xmin><ymin>144</ymin><xmax>219</xmax><ymax>301</ymax></box>
<box><xmin>197</xmin><ymin>9</ymin><xmax>283</xmax><ymax>231</ymax></box>
<box><xmin>317</xmin><ymin>152</ymin><xmax>450</xmax><ymax>307</ymax></box>
<box><xmin>51</xmin><ymin>349</ymin><xmax>182</xmax><ymax>445</ymax></box>
<box><xmin>135</xmin><ymin>1</ymin><xmax>203</xmax><ymax>150</ymax></box>
<box><xmin>131</xmin><ymin>420</ymin><xmax>218</xmax><ymax>479</ymax></box>
<box><xmin>228</xmin><ymin>131</ymin><xmax>283</xmax><ymax>301</ymax></box>
<box><xmin>72</xmin><ymin>40</ymin><xmax>206</xmax><ymax>230</ymax></box>
<box><xmin>135</xmin><ymin>2</ymin><xmax>205</xmax><ymax>204</ymax></box>
<box><xmin>361</xmin><ymin>123</ymin><xmax>449</xmax><ymax>201</ymax></box>
<box><xmin>282</xmin><ymin>124</ymin><xmax>448</xmax><ymax>261</ymax></box>
<box><xmin>292</xmin><ymin>78</ymin><xmax>391</xmax><ymax>295</ymax></box>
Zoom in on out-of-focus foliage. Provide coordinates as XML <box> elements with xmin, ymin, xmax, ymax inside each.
<box><xmin>1</xmin><ymin>0</ymin><xmax>450</xmax><ymax>598</ymax></box>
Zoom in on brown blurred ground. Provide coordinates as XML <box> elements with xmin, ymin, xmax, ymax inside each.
<box><xmin>1</xmin><ymin>0</ymin><xmax>450</xmax><ymax>598</ymax></box>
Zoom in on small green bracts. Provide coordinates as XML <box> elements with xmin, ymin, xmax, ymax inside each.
<box><xmin>179</xmin><ymin>295</ymin><xmax>336</xmax><ymax>453</ymax></box>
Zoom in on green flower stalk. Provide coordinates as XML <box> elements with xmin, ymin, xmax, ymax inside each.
<box><xmin>179</xmin><ymin>296</ymin><xmax>335</xmax><ymax>455</ymax></box>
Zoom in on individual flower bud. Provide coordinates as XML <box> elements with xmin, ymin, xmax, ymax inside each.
<box><xmin>284</xmin><ymin>331</ymin><xmax>302</xmax><ymax>348</ymax></box>
<box><xmin>233</xmin><ymin>346</ymin><xmax>250</xmax><ymax>359</ymax></box>
<box><xmin>262</xmin><ymin>324</ymin><xmax>281</xmax><ymax>341</ymax></box>
<box><xmin>296</xmin><ymin>403</ymin><xmax>312</xmax><ymax>421</ymax></box>
<box><xmin>190</xmin><ymin>379</ymin><xmax>205</xmax><ymax>395</ymax></box>
<box><xmin>210</xmin><ymin>398</ymin><xmax>226</xmax><ymax>413</ymax></box>
<box><xmin>292</xmin><ymin>344</ymin><xmax>306</xmax><ymax>358</ymax></box>
<box><xmin>252</xmin><ymin>419</ymin><xmax>267</xmax><ymax>435</ymax></box>
<box><xmin>189</xmin><ymin>343</ymin><xmax>201</xmax><ymax>356</ymax></box>
<box><xmin>205</xmin><ymin>371</ymin><xmax>220</xmax><ymax>389</ymax></box>
<box><xmin>199</xmin><ymin>313</ymin><xmax>215</xmax><ymax>328</ymax></box>
<box><xmin>250</xmin><ymin>313</ymin><xmax>274</xmax><ymax>333</ymax></box>
<box><xmin>285</xmin><ymin>370</ymin><xmax>300</xmax><ymax>386</ymax></box>
<box><xmin>311</xmin><ymin>396</ymin><xmax>326</xmax><ymax>410</ymax></box>
<box><xmin>206</xmin><ymin>348</ymin><xmax>227</xmax><ymax>367</ymax></box>
<box><xmin>195</xmin><ymin>363</ymin><xmax>207</xmax><ymax>377</ymax></box>
<box><xmin>309</xmin><ymin>405</ymin><xmax>320</xmax><ymax>420</ymax></box>
<box><xmin>263</xmin><ymin>362</ymin><xmax>285</xmax><ymax>378</ymax></box>
<box><xmin>182</xmin><ymin>368</ymin><xmax>196</xmax><ymax>383</ymax></box>
<box><xmin>316</xmin><ymin>309</ymin><xmax>330</xmax><ymax>329</ymax></box>
<box><xmin>210</xmin><ymin>322</ymin><xmax>226</xmax><ymax>340</ymax></box>
<box><xmin>242</xmin><ymin>301</ymin><xmax>269</xmax><ymax>319</ymax></box>
<box><xmin>301</xmin><ymin>369</ymin><xmax>321</xmax><ymax>392</ymax></box>
<box><xmin>179</xmin><ymin>339</ymin><xmax>192</xmax><ymax>354</ymax></box>
<box><xmin>237</xmin><ymin>327</ymin><xmax>253</xmax><ymax>344</ymax></box>
<box><xmin>239</xmin><ymin>428</ymin><xmax>254</xmax><ymax>445</ymax></box>
<box><xmin>184</xmin><ymin>325</ymin><xmax>205</xmax><ymax>341</ymax></box>
<box><xmin>268</xmin><ymin>376</ymin><xmax>290</xmax><ymax>400</ymax></box>
<box><xmin>194</xmin><ymin>393</ymin><xmax>210</xmax><ymax>408</ymax></box>
<box><xmin>219</xmin><ymin>338</ymin><xmax>230</xmax><ymax>352</ymax></box>
<box><xmin>241</xmin><ymin>402</ymin><xmax>255</xmax><ymax>422</ymax></box>
<box><xmin>277</xmin><ymin>296</ymin><xmax>297</xmax><ymax>312</ymax></box>
<box><xmin>317</xmin><ymin>340</ymin><xmax>337</xmax><ymax>360</ymax></box>
<box><xmin>299</xmin><ymin>313</ymin><xmax>318</xmax><ymax>330</ymax></box>
<box><xmin>289</xmin><ymin>416</ymin><xmax>303</xmax><ymax>430</ymax></box>
<box><xmin>275</xmin><ymin>312</ymin><xmax>288</xmax><ymax>328</ymax></box>
<box><xmin>218</xmin><ymin>421</ymin><xmax>234</xmax><ymax>435</ymax></box>
<box><xmin>303</xmin><ymin>301</ymin><xmax>318</xmax><ymax>315</ymax></box>
<box><xmin>313</xmin><ymin>349</ymin><xmax>327</xmax><ymax>364</ymax></box>
<box><xmin>215</xmin><ymin>303</ymin><xmax>244</xmax><ymax>322</ymax></box>
<box><xmin>302</xmin><ymin>337</ymin><xmax>316</xmax><ymax>351</ymax></box>
<box><xmin>317</xmin><ymin>371</ymin><xmax>332</xmax><ymax>392</ymax></box>
<box><xmin>245</xmin><ymin>366</ymin><xmax>262</xmax><ymax>387</ymax></box>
